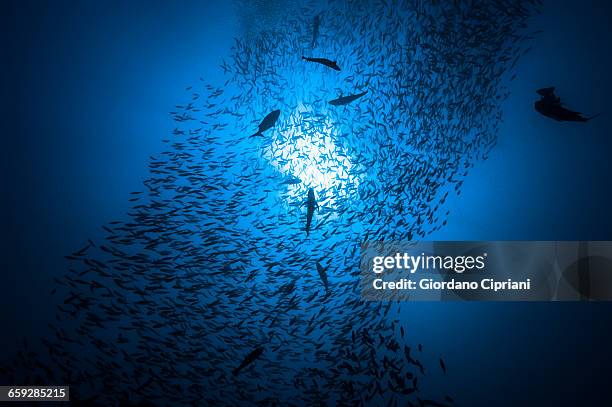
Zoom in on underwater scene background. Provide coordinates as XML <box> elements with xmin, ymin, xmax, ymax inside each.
<box><xmin>2</xmin><ymin>0</ymin><xmax>612</xmax><ymax>405</ymax></box>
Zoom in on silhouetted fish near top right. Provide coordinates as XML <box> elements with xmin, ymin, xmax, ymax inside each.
<box><xmin>329</xmin><ymin>91</ymin><xmax>368</xmax><ymax>106</ymax></box>
<box><xmin>250</xmin><ymin>109</ymin><xmax>280</xmax><ymax>137</ymax></box>
<box><xmin>302</xmin><ymin>56</ymin><xmax>340</xmax><ymax>71</ymax></box>
<box><xmin>534</xmin><ymin>87</ymin><xmax>599</xmax><ymax>122</ymax></box>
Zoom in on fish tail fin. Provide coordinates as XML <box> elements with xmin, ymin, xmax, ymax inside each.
<box><xmin>249</xmin><ymin>132</ymin><xmax>262</xmax><ymax>138</ymax></box>
<box><xmin>302</xmin><ymin>56</ymin><xmax>307</xmax><ymax>60</ymax></box>
<box><xmin>587</xmin><ymin>112</ymin><xmax>601</xmax><ymax>121</ymax></box>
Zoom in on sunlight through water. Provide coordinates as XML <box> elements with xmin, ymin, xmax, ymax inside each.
<box><xmin>262</xmin><ymin>104</ymin><xmax>361</xmax><ymax>207</ymax></box>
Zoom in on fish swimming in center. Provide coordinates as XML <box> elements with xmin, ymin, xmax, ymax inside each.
<box><xmin>250</xmin><ymin>109</ymin><xmax>281</xmax><ymax>137</ymax></box>
<box><xmin>304</xmin><ymin>188</ymin><xmax>319</xmax><ymax>236</ymax></box>
<box><xmin>301</xmin><ymin>56</ymin><xmax>340</xmax><ymax>71</ymax></box>
<box><xmin>329</xmin><ymin>91</ymin><xmax>368</xmax><ymax>106</ymax></box>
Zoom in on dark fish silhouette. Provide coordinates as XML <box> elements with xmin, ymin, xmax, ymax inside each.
<box><xmin>305</xmin><ymin>188</ymin><xmax>318</xmax><ymax>236</ymax></box>
<box><xmin>534</xmin><ymin>87</ymin><xmax>599</xmax><ymax>122</ymax></box>
<box><xmin>439</xmin><ymin>358</ymin><xmax>446</xmax><ymax>375</ymax></box>
<box><xmin>316</xmin><ymin>262</ymin><xmax>328</xmax><ymax>291</ymax></box>
<box><xmin>250</xmin><ymin>109</ymin><xmax>280</xmax><ymax>137</ymax></box>
<box><xmin>311</xmin><ymin>14</ymin><xmax>321</xmax><ymax>48</ymax></box>
<box><xmin>301</xmin><ymin>56</ymin><xmax>340</xmax><ymax>71</ymax></box>
<box><xmin>232</xmin><ymin>346</ymin><xmax>264</xmax><ymax>376</ymax></box>
<box><xmin>329</xmin><ymin>91</ymin><xmax>368</xmax><ymax>106</ymax></box>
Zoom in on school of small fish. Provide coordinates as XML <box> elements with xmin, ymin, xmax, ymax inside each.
<box><xmin>1</xmin><ymin>0</ymin><xmax>542</xmax><ymax>405</ymax></box>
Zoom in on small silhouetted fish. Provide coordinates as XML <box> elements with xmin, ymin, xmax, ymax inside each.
<box><xmin>233</xmin><ymin>346</ymin><xmax>264</xmax><ymax>376</ymax></box>
<box><xmin>329</xmin><ymin>91</ymin><xmax>368</xmax><ymax>106</ymax></box>
<box><xmin>439</xmin><ymin>358</ymin><xmax>446</xmax><ymax>375</ymax></box>
<box><xmin>301</xmin><ymin>56</ymin><xmax>340</xmax><ymax>71</ymax></box>
<box><xmin>250</xmin><ymin>110</ymin><xmax>281</xmax><ymax>137</ymax></box>
<box><xmin>316</xmin><ymin>262</ymin><xmax>329</xmax><ymax>291</ymax></box>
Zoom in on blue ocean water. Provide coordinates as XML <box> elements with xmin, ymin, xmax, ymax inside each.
<box><xmin>2</xmin><ymin>0</ymin><xmax>612</xmax><ymax>405</ymax></box>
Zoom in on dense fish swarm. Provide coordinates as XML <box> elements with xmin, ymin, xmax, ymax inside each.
<box><xmin>2</xmin><ymin>0</ymin><xmax>541</xmax><ymax>405</ymax></box>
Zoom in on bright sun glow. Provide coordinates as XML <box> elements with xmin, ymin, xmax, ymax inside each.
<box><xmin>262</xmin><ymin>104</ymin><xmax>360</xmax><ymax>206</ymax></box>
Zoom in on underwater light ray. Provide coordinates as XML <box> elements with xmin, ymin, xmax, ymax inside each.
<box><xmin>262</xmin><ymin>106</ymin><xmax>361</xmax><ymax>207</ymax></box>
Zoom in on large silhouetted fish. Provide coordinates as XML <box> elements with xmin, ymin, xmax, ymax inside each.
<box><xmin>534</xmin><ymin>87</ymin><xmax>599</xmax><ymax>122</ymax></box>
<box><xmin>232</xmin><ymin>346</ymin><xmax>264</xmax><ymax>376</ymax></box>
<box><xmin>301</xmin><ymin>56</ymin><xmax>340</xmax><ymax>71</ymax></box>
<box><xmin>250</xmin><ymin>109</ymin><xmax>280</xmax><ymax>137</ymax></box>
<box><xmin>316</xmin><ymin>261</ymin><xmax>329</xmax><ymax>292</ymax></box>
<box><xmin>304</xmin><ymin>188</ymin><xmax>318</xmax><ymax>236</ymax></box>
<box><xmin>329</xmin><ymin>91</ymin><xmax>368</xmax><ymax>106</ymax></box>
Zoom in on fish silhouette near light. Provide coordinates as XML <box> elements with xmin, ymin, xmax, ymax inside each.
<box><xmin>304</xmin><ymin>188</ymin><xmax>319</xmax><ymax>236</ymax></box>
<box><xmin>535</xmin><ymin>87</ymin><xmax>599</xmax><ymax>122</ymax></box>
<box><xmin>232</xmin><ymin>346</ymin><xmax>264</xmax><ymax>376</ymax></box>
<box><xmin>329</xmin><ymin>91</ymin><xmax>368</xmax><ymax>106</ymax></box>
<box><xmin>250</xmin><ymin>109</ymin><xmax>281</xmax><ymax>137</ymax></box>
<box><xmin>301</xmin><ymin>56</ymin><xmax>340</xmax><ymax>71</ymax></box>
